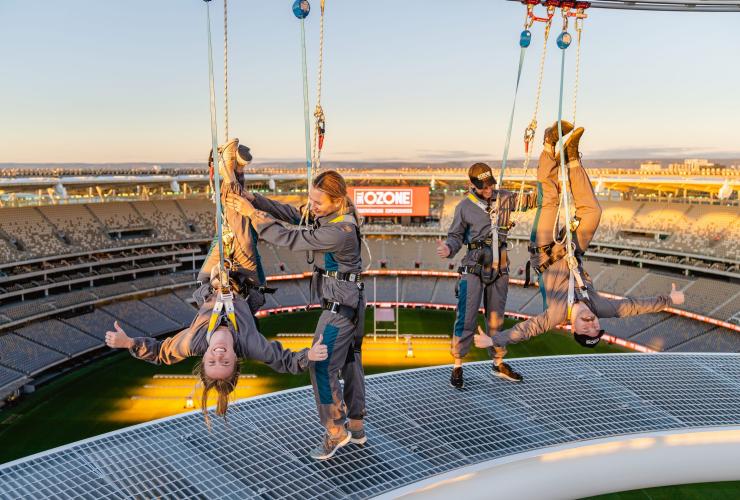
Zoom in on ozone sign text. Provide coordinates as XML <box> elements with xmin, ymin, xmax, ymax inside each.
<box><xmin>348</xmin><ymin>187</ymin><xmax>430</xmax><ymax>216</ymax></box>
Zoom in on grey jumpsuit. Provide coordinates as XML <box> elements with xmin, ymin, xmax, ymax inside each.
<box><xmin>247</xmin><ymin>195</ymin><xmax>366</xmax><ymax>436</ymax></box>
<box><xmin>129</xmin><ymin>284</ymin><xmax>309</xmax><ymax>373</ymax></box>
<box><xmin>445</xmin><ymin>190</ymin><xmax>517</xmax><ymax>359</ymax></box>
<box><xmin>198</xmin><ymin>181</ymin><xmax>268</xmax><ymax>315</ymax></box>
<box><xmin>493</xmin><ymin>150</ymin><xmax>672</xmax><ymax>350</ymax></box>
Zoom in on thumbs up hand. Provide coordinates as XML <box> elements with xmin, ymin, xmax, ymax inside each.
<box><xmin>669</xmin><ymin>283</ymin><xmax>685</xmax><ymax>306</ymax></box>
<box><xmin>105</xmin><ymin>321</ymin><xmax>134</xmax><ymax>349</ymax></box>
<box><xmin>308</xmin><ymin>333</ymin><xmax>329</xmax><ymax>361</ymax></box>
<box><xmin>474</xmin><ymin>325</ymin><xmax>493</xmax><ymax>348</ymax></box>
<box><xmin>436</xmin><ymin>239</ymin><xmax>451</xmax><ymax>258</ymax></box>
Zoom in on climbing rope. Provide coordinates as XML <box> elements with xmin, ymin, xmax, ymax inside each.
<box><xmin>491</xmin><ymin>1</ymin><xmax>555</xmax><ymax>270</ymax></box>
<box><xmin>203</xmin><ymin>0</ymin><xmax>237</xmax><ymax>333</ymax></box>
<box><xmin>552</xmin><ymin>4</ymin><xmax>589</xmax><ymax>317</ymax></box>
<box><xmin>511</xmin><ymin>3</ymin><xmax>556</xmax><ymax>225</ymax></box>
<box><xmin>571</xmin><ymin>8</ymin><xmax>586</xmax><ymax>126</ymax></box>
<box><xmin>311</xmin><ymin>0</ymin><xmax>326</xmax><ymax>177</ymax></box>
<box><xmin>223</xmin><ymin>0</ymin><xmax>229</xmax><ymax>142</ymax></box>
<box><xmin>204</xmin><ymin>0</ymin><xmax>225</xmax><ymax>276</ymax></box>
<box><xmin>292</xmin><ymin>0</ymin><xmax>314</xmax><ymax>229</ymax></box>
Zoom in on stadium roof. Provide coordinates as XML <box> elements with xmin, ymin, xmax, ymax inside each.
<box><xmin>1</xmin><ymin>353</ymin><xmax>739</xmax><ymax>498</ymax></box>
<box><xmin>507</xmin><ymin>0</ymin><xmax>740</xmax><ymax>12</ymax></box>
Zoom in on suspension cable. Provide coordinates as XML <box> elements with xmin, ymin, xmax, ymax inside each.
<box><xmin>223</xmin><ymin>0</ymin><xmax>229</xmax><ymax>142</ymax></box>
<box><xmin>572</xmin><ymin>13</ymin><xmax>585</xmax><ymax>126</ymax></box>
<box><xmin>292</xmin><ymin>1</ymin><xmax>313</xmax><ymax>228</ymax></box>
<box><xmin>311</xmin><ymin>0</ymin><xmax>326</xmax><ymax>177</ymax></box>
<box><xmin>204</xmin><ymin>0</ymin><xmax>226</xmax><ymax>277</ymax></box>
<box><xmin>554</xmin><ymin>8</ymin><xmax>573</xmax><ymax>253</ymax></box>
<box><xmin>512</xmin><ymin>7</ymin><xmax>555</xmax><ymax>225</ymax></box>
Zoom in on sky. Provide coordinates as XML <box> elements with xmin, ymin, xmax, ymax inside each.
<box><xmin>1</xmin><ymin>0</ymin><xmax>739</xmax><ymax>164</ymax></box>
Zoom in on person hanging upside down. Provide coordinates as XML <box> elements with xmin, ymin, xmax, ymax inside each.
<box><xmin>225</xmin><ymin>171</ymin><xmax>366</xmax><ymax>461</ymax></box>
<box><xmin>437</xmin><ymin>162</ymin><xmax>534</xmax><ymax>389</ymax></box>
<box><xmin>475</xmin><ymin>122</ymin><xmax>685</xmax><ymax>381</ymax></box>
<box><xmin>198</xmin><ymin>139</ymin><xmax>272</xmax><ymax>318</ymax></box>
<box><xmin>104</xmin><ymin>277</ymin><xmax>328</xmax><ymax>428</ymax></box>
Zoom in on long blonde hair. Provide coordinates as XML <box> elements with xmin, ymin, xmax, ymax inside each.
<box><xmin>193</xmin><ymin>358</ymin><xmax>241</xmax><ymax>429</ymax></box>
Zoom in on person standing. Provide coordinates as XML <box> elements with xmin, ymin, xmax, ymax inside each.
<box><xmin>436</xmin><ymin>162</ymin><xmax>523</xmax><ymax>388</ymax></box>
<box><xmin>225</xmin><ymin>171</ymin><xmax>366</xmax><ymax>461</ymax></box>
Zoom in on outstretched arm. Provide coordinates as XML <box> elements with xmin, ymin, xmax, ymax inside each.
<box><xmin>106</xmin><ymin>321</ymin><xmax>194</xmax><ymax>365</ymax></box>
<box><xmin>476</xmin><ymin>303</ymin><xmax>566</xmax><ymax>349</ymax></box>
<box><xmin>595</xmin><ymin>283</ymin><xmax>683</xmax><ymax>318</ymax></box>
<box><xmin>224</xmin><ymin>196</ymin><xmax>345</xmax><ymax>253</ymax></box>
<box><xmin>245</xmin><ymin>331</ymin><xmax>328</xmax><ymax>374</ymax></box>
<box><xmin>247</xmin><ymin>192</ymin><xmax>304</xmax><ymax>225</ymax></box>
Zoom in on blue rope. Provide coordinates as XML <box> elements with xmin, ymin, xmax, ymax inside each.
<box><xmin>556</xmin><ymin>33</ymin><xmax>572</xmax><ymax>251</ymax></box>
<box><xmin>204</xmin><ymin>1</ymin><xmax>225</xmax><ymax>274</ymax></box>
<box><xmin>499</xmin><ymin>45</ymin><xmax>528</xmax><ymax>185</ymax></box>
<box><xmin>300</xmin><ymin>18</ymin><xmax>313</xmax><ymax>188</ymax></box>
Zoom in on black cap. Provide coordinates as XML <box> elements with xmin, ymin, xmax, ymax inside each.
<box><xmin>237</xmin><ymin>145</ymin><xmax>252</xmax><ymax>165</ymax></box>
<box><xmin>573</xmin><ymin>329</ymin><xmax>605</xmax><ymax>348</ymax></box>
<box><xmin>468</xmin><ymin>162</ymin><xmax>496</xmax><ymax>189</ymax></box>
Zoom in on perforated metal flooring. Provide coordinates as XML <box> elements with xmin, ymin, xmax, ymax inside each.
<box><xmin>1</xmin><ymin>353</ymin><xmax>739</xmax><ymax>499</ymax></box>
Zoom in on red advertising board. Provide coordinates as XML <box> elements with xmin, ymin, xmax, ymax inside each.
<box><xmin>348</xmin><ymin>186</ymin><xmax>430</xmax><ymax>216</ymax></box>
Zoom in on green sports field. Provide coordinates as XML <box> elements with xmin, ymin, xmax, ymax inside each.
<box><xmin>1</xmin><ymin>308</ymin><xmax>737</xmax><ymax>498</ymax></box>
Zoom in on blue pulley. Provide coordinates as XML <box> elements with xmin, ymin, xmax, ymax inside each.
<box><xmin>557</xmin><ymin>31</ymin><xmax>572</xmax><ymax>49</ymax></box>
<box><xmin>292</xmin><ymin>0</ymin><xmax>310</xmax><ymax>19</ymax></box>
<box><xmin>520</xmin><ymin>30</ymin><xmax>532</xmax><ymax>48</ymax></box>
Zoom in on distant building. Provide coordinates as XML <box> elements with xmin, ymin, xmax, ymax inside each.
<box><xmin>640</xmin><ymin>161</ymin><xmax>663</xmax><ymax>173</ymax></box>
<box><xmin>667</xmin><ymin>159</ymin><xmax>715</xmax><ymax>175</ymax></box>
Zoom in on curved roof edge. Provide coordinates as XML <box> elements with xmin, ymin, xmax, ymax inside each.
<box><xmin>388</xmin><ymin>426</ymin><xmax>740</xmax><ymax>499</ymax></box>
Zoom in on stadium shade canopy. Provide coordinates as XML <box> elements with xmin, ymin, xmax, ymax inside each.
<box><xmin>1</xmin><ymin>353</ymin><xmax>739</xmax><ymax>498</ymax></box>
<box><xmin>506</xmin><ymin>0</ymin><xmax>740</xmax><ymax>12</ymax></box>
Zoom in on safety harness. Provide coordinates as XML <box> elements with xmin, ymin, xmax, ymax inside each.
<box><xmin>312</xmin><ymin>213</ymin><xmax>365</xmax><ymax>323</ymax></box>
<box><xmin>461</xmin><ymin>192</ymin><xmax>509</xmax><ymax>284</ymax></box>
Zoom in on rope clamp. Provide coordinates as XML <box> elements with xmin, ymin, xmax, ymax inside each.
<box><xmin>566</xmin><ymin>254</ymin><xmax>579</xmax><ymax>271</ymax></box>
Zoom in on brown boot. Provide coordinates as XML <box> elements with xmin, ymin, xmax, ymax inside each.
<box><xmin>543</xmin><ymin>120</ymin><xmax>574</xmax><ymax>146</ymax></box>
<box><xmin>563</xmin><ymin>127</ymin><xmax>585</xmax><ymax>164</ymax></box>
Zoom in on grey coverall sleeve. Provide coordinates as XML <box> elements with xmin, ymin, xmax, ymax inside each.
<box><xmin>495</xmin><ymin>303</ymin><xmax>567</xmax><ymax>347</ymax></box>
<box><xmin>128</xmin><ymin>328</ymin><xmax>195</xmax><ymax>365</ymax></box>
<box><xmin>444</xmin><ymin>202</ymin><xmax>466</xmax><ymax>258</ymax></box>
<box><xmin>246</xmin><ymin>333</ymin><xmax>310</xmax><ymax>374</ymax></box>
<box><xmin>251</xmin><ymin>193</ymin><xmax>303</xmax><ymax>225</ymax></box>
<box><xmin>593</xmin><ymin>293</ymin><xmax>672</xmax><ymax>318</ymax></box>
<box><xmin>249</xmin><ymin>209</ymin><xmax>344</xmax><ymax>253</ymax></box>
<box><xmin>198</xmin><ymin>234</ymin><xmax>220</xmax><ymax>280</ymax></box>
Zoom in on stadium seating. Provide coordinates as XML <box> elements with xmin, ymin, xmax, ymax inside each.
<box><xmin>631</xmin><ymin>316</ymin><xmax>715</xmax><ymax>351</ymax></box>
<box><xmin>62</xmin><ymin>309</ymin><xmax>146</xmax><ymax>340</ymax></box>
<box><xmin>682</xmin><ymin>278</ymin><xmax>740</xmax><ymax>316</ymax></box>
<box><xmin>0</xmin><ymin>365</ymin><xmax>27</xmax><ymax>393</ymax></box>
<box><xmin>670</xmin><ymin>327</ymin><xmax>740</xmax><ymax>353</ymax></box>
<box><xmin>0</xmin><ymin>191</ymin><xmax>736</xmax><ymax>396</ymax></box>
<box><xmin>0</xmin><ymin>333</ymin><xmax>67</xmax><ymax>375</ymax></box>
<box><xmin>14</xmin><ymin>320</ymin><xmax>101</xmax><ymax>356</ymax></box>
<box><xmin>600</xmin><ymin>313</ymin><xmax>670</xmax><ymax>339</ymax></box>
<box><xmin>101</xmin><ymin>300</ymin><xmax>181</xmax><ymax>336</ymax></box>
<box><xmin>142</xmin><ymin>294</ymin><xmax>197</xmax><ymax>328</ymax></box>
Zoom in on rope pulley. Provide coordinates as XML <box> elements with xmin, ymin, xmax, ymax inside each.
<box><xmin>292</xmin><ymin>0</ymin><xmax>310</xmax><ymax>18</ymax></box>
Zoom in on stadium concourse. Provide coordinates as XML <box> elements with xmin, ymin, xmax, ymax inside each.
<box><xmin>0</xmin><ymin>168</ymin><xmax>738</xmax><ymax>404</ymax></box>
